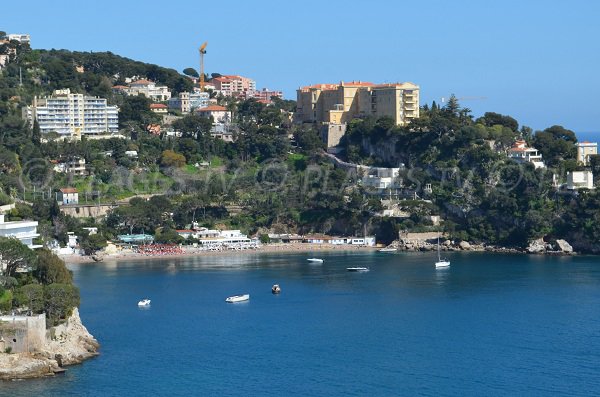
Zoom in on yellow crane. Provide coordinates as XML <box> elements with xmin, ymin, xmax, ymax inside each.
<box><xmin>199</xmin><ymin>42</ymin><xmax>207</xmax><ymax>91</ymax></box>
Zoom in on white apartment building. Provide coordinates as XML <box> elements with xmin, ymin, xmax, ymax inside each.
<box><xmin>116</xmin><ymin>79</ymin><xmax>171</xmax><ymax>101</ymax></box>
<box><xmin>26</xmin><ymin>89</ymin><xmax>119</xmax><ymax>139</ymax></box>
<box><xmin>168</xmin><ymin>92</ymin><xmax>209</xmax><ymax>113</ymax></box>
<box><xmin>7</xmin><ymin>34</ymin><xmax>31</xmax><ymax>44</ymax></box>
<box><xmin>196</xmin><ymin>105</ymin><xmax>231</xmax><ymax>124</ymax></box>
<box><xmin>0</xmin><ymin>214</ymin><xmax>41</xmax><ymax>249</ymax></box>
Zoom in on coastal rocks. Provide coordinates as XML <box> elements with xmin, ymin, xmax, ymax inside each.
<box><xmin>526</xmin><ymin>238</ymin><xmax>574</xmax><ymax>255</ymax></box>
<box><xmin>0</xmin><ymin>353</ymin><xmax>58</xmax><ymax>380</ymax></box>
<box><xmin>41</xmin><ymin>308</ymin><xmax>99</xmax><ymax>366</ymax></box>
<box><xmin>527</xmin><ymin>238</ymin><xmax>547</xmax><ymax>254</ymax></box>
<box><xmin>459</xmin><ymin>241</ymin><xmax>471</xmax><ymax>250</ymax></box>
<box><xmin>555</xmin><ymin>239</ymin><xmax>573</xmax><ymax>254</ymax></box>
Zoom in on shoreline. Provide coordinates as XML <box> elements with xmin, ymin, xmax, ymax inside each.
<box><xmin>61</xmin><ymin>243</ymin><xmax>381</xmax><ymax>264</ymax></box>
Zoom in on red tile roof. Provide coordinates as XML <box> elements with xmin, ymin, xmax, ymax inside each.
<box><xmin>197</xmin><ymin>105</ymin><xmax>227</xmax><ymax>112</ymax></box>
<box><xmin>60</xmin><ymin>187</ymin><xmax>78</xmax><ymax>193</ymax></box>
<box><xmin>131</xmin><ymin>79</ymin><xmax>153</xmax><ymax>85</ymax></box>
<box><xmin>150</xmin><ymin>103</ymin><xmax>168</xmax><ymax>108</ymax></box>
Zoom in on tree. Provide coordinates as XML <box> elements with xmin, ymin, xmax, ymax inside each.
<box><xmin>182</xmin><ymin>67</ymin><xmax>199</xmax><ymax>78</ymax></box>
<box><xmin>15</xmin><ymin>284</ymin><xmax>44</xmax><ymax>313</ymax></box>
<box><xmin>34</xmin><ymin>249</ymin><xmax>73</xmax><ymax>284</ymax></box>
<box><xmin>0</xmin><ymin>237</ymin><xmax>37</xmax><ymax>277</ymax></box>
<box><xmin>79</xmin><ymin>234</ymin><xmax>108</xmax><ymax>255</ymax></box>
<box><xmin>532</xmin><ymin>125</ymin><xmax>577</xmax><ymax>167</ymax></box>
<box><xmin>161</xmin><ymin>150</ymin><xmax>186</xmax><ymax>168</ymax></box>
<box><xmin>44</xmin><ymin>283</ymin><xmax>80</xmax><ymax>326</ymax></box>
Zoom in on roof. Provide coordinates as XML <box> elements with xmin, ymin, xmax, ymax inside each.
<box><xmin>176</xmin><ymin>230</ymin><xmax>194</xmax><ymax>233</ymax></box>
<box><xmin>150</xmin><ymin>103</ymin><xmax>168</xmax><ymax>108</ymax></box>
<box><xmin>59</xmin><ymin>187</ymin><xmax>78</xmax><ymax>193</ymax></box>
<box><xmin>130</xmin><ymin>79</ymin><xmax>153</xmax><ymax>86</ymax></box>
<box><xmin>197</xmin><ymin>105</ymin><xmax>227</xmax><ymax>112</ymax></box>
<box><xmin>112</xmin><ymin>85</ymin><xmax>128</xmax><ymax>89</ymax></box>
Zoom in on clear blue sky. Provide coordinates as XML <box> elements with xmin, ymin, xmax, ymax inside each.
<box><xmin>3</xmin><ymin>0</ymin><xmax>599</xmax><ymax>132</ymax></box>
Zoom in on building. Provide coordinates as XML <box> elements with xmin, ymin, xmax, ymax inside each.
<box><xmin>25</xmin><ymin>89</ymin><xmax>119</xmax><ymax>139</ymax></box>
<box><xmin>251</xmin><ymin>88</ymin><xmax>283</xmax><ymax>103</ymax></box>
<box><xmin>53</xmin><ymin>157</ymin><xmax>87</xmax><ymax>175</ymax></box>
<box><xmin>57</xmin><ymin>187</ymin><xmax>79</xmax><ymax>205</ymax></box>
<box><xmin>0</xmin><ymin>213</ymin><xmax>41</xmax><ymax>249</ymax></box>
<box><xmin>296</xmin><ymin>81</ymin><xmax>419</xmax><ymax>147</ymax></box>
<box><xmin>361</xmin><ymin>167</ymin><xmax>401</xmax><ymax>189</ymax></box>
<box><xmin>168</xmin><ymin>91</ymin><xmax>209</xmax><ymax>113</ymax></box>
<box><xmin>508</xmin><ymin>140</ymin><xmax>545</xmax><ymax>169</ymax></box>
<box><xmin>296</xmin><ymin>81</ymin><xmax>419</xmax><ymax>125</ymax></box>
<box><xmin>566</xmin><ymin>171</ymin><xmax>594</xmax><ymax>190</ymax></box>
<box><xmin>149</xmin><ymin>103</ymin><xmax>168</xmax><ymax>114</ymax></box>
<box><xmin>0</xmin><ymin>54</ymin><xmax>9</xmax><ymax>70</ymax></box>
<box><xmin>577</xmin><ymin>141</ymin><xmax>597</xmax><ymax>166</ymax></box>
<box><xmin>303</xmin><ymin>234</ymin><xmax>376</xmax><ymax>246</ymax></box>
<box><xmin>176</xmin><ymin>227</ymin><xmax>256</xmax><ymax>249</ymax></box>
<box><xmin>196</xmin><ymin>105</ymin><xmax>231</xmax><ymax>124</ymax></box>
<box><xmin>7</xmin><ymin>34</ymin><xmax>31</xmax><ymax>44</ymax></box>
<box><xmin>210</xmin><ymin>75</ymin><xmax>256</xmax><ymax>98</ymax></box>
<box><xmin>114</xmin><ymin>79</ymin><xmax>171</xmax><ymax>101</ymax></box>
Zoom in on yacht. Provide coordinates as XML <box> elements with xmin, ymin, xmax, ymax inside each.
<box><xmin>137</xmin><ymin>298</ymin><xmax>151</xmax><ymax>307</ymax></box>
<box><xmin>378</xmin><ymin>248</ymin><xmax>397</xmax><ymax>252</ymax></box>
<box><xmin>307</xmin><ymin>258</ymin><xmax>324</xmax><ymax>263</ymax></box>
<box><xmin>347</xmin><ymin>267</ymin><xmax>369</xmax><ymax>272</ymax></box>
<box><xmin>225</xmin><ymin>294</ymin><xmax>250</xmax><ymax>303</ymax></box>
<box><xmin>435</xmin><ymin>236</ymin><xmax>450</xmax><ymax>268</ymax></box>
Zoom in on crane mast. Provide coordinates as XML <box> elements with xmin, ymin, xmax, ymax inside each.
<box><xmin>199</xmin><ymin>42</ymin><xmax>207</xmax><ymax>91</ymax></box>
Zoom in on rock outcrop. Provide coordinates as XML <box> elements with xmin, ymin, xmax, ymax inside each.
<box><xmin>0</xmin><ymin>308</ymin><xmax>98</xmax><ymax>380</ymax></box>
<box><xmin>41</xmin><ymin>308</ymin><xmax>99</xmax><ymax>365</ymax></box>
<box><xmin>527</xmin><ymin>238</ymin><xmax>547</xmax><ymax>254</ymax></box>
<box><xmin>554</xmin><ymin>239</ymin><xmax>573</xmax><ymax>254</ymax></box>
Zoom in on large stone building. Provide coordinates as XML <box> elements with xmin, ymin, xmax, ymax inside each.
<box><xmin>577</xmin><ymin>141</ymin><xmax>597</xmax><ymax>166</ymax></box>
<box><xmin>25</xmin><ymin>89</ymin><xmax>119</xmax><ymax>139</ymax></box>
<box><xmin>295</xmin><ymin>81</ymin><xmax>419</xmax><ymax>147</ymax></box>
<box><xmin>168</xmin><ymin>91</ymin><xmax>209</xmax><ymax>113</ymax></box>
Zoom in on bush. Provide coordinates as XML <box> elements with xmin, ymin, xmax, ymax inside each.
<box><xmin>44</xmin><ymin>284</ymin><xmax>80</xmax><ymax>326</ymax></box>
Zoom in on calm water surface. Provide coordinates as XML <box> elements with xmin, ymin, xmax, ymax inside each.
<box><xmin>4</xmin><ymin>252</ymin><xmax>600</xmax><ymax>396</ymax></box>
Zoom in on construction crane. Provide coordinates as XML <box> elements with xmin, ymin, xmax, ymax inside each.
<box><xmin>199</xmin><ymin>41</ymin><xmax>207</xmax><ymax>91</ymax></box>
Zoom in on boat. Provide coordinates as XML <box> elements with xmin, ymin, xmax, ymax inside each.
<box><xmin>435</xmin><ymin>236</ymin><xmax>450</xmax><ymax>268</ymax></box>
<box><xmin>225</xmin><ymin>294</ymin><xmax>250</xmax><ymax>303</ymax></box>
<box><xmin>378</xmin><ymin>248</ymin><xmax>397</xmax><ymax>252</ymax></box>
<box><xmin>347</xmin><ymin>267</ymin><xmax>369</xmax><ymax>272</ymax></box>
<box><xmin>137</xmin><ymin>298</ymin><xmax>151</xmax><ymax>307</ymax></box>
<box><xmin>307</xmin><ymin>258</ymin><xmax>324</xmax><ymax>263</ymax></box>
<box><xmin>271</xmin><ymin>284</ymin><xmax>281</xmax><ymax>294</ymax></box>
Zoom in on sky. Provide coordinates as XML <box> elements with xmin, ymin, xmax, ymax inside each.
<box><xmin>3</xmin><ymin>0</ymin><xmax>600</xmax><ymax>133</ymax></box>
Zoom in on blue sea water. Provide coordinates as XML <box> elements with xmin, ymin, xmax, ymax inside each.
<box><xmin>3</xmin><ymin>251</ymin><xmax>600</xmax><ymax>396</ymax></box>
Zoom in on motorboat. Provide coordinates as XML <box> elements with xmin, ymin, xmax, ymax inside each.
<box><xmin>271</xmin><ymin>284</ymin><xmax>281</xmax><ymax>294</ymax></box>
<box><xmin>307</xmin><ymin>258</ymin><xmax>324</xmax><ymax>263</ymax></box>
<box><xmin>225</xmin><ymin>294</ymin><xmax>250</xmax><ymax>303</ymax></box>
<box><xmin>435</xmin><ymin>236</ymin><xmax>450</xmax><ymax>268</ymax></box>
<box><xmin>347</xmin><ymin>267</ymin><xmax>369</xmax><ymax>272</ymax></box>
<box><xmin>137</xmin><ymin>298</ymin><xmax>151</xmax><ymax>307</ymax></box>
<box><xmin>378</xmin><ymin>248</ymin><xmax>397</xmax><ymax>252</ymax></box>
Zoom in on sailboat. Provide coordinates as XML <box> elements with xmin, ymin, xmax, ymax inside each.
<box><xmin>435</xmin><ymin>236</ymin><xmax>450</xmax><ymax>268</ymax></box>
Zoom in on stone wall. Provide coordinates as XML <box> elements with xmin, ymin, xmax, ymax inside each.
<box><xmin>0</xmin><ymin>314</ymin><xmax>46</xmax><ymax>353</ymax></box>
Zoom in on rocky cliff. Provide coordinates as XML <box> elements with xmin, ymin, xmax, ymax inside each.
<box><xmin>0</xmin><ymin>308</ymin><xmax>99</xmax><ymax>380</ymax></box>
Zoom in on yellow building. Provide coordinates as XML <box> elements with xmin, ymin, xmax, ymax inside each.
<box><xmin>296</xmin><ymin>81</ymin><xmax>419</xmax><ymax>126</ymax></box>
<box><xmin>577</xmin><ymin>141</ymin><xmax>597</xmax><ymax>165</ymax></box>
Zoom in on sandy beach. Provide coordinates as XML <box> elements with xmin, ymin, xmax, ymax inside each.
<box><xmin>61</xmin><ymin>243</ymin><xmax>380</xmax><ymax>264</ymax></box>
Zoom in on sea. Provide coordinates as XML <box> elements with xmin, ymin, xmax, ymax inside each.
<box><xmin>2</xmin><ymin>251</ymin><xmax>600</xmax><ymax>396</ymax></box>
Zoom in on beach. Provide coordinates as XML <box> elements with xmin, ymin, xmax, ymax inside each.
<box><xmin>60</xmin><ymin>243</ymin><xmax>380</xmax><ymax>264</ymax></box>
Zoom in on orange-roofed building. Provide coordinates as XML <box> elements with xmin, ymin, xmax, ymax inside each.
<box><xmin>210</xmin><ymin>75</ymin><xmax>256</xmax><ymax>98</ymax></box>
<box><xmin>196</xmin><ymin>105</ymin><xmax>231</xmax><ymax>124</ymax></box>
<box><xmin>508</xmin><ymin>140</ymin><xmax>545</xmax><ymax>169</ymax></box>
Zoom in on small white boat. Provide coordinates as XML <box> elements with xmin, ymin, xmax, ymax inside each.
<box><xmin>225</xmin><ymin>294</ymin><xmax>250</xmax><ymax>303</ymax></box>
<box><xmin>307</xmin><ymin>258</ymin><xmax>324</xmax><ymax>263</ymax></box>
<box><xmin>137</xmin><ymin>298</ymin><xmax>151</xmax><ymax>307</ymax></box>
<box><xmin>272</xmin><ymin>284</ymin><xmax>281</xmax><ymax>294</ymax></box>
<box><xmin>347</xmin><ymin>267</ymin><xmax>369</xmax><ymax>272</ymax></box>
<box><xmin>378</xmin><ymin>248</ymin><xmax>397</xmax><ymax>252</ymax></box>
<box><xmin>435</xmin><ymin>236</ymin><xmax>450</xmax><ymax>268</ymax></box>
